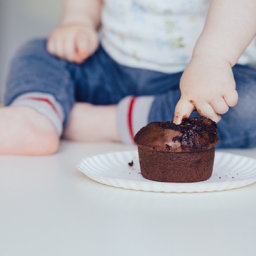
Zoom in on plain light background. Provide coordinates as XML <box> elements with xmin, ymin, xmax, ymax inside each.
<box><xmin>0</xmin><ymin>0</ymin><xmax>62</xmax><ymax>103</ymax></box>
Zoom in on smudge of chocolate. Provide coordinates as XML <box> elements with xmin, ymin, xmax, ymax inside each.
<box><xmin>159</xmin><ymin>117</ymin><xmax>218</xmax><ymax>151</ymax></box>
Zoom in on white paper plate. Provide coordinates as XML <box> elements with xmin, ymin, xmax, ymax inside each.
<box><xmin>77</xmin><ymin>151</ymin><xmax>256</xmax><ymax>193</ymax></box>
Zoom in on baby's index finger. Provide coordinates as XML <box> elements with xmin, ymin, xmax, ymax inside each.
<box><xmin>173</xmin><ymin>99</ymin><xmax>194</xmax><ymax>124</ymax></box>
<box><xmin>173</xmin><ymin>113</ymin><xmax>187</xmax><ymax>125</ymax></box>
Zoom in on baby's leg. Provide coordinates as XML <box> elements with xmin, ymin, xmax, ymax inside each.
<box><xmin>3</xmin><ymin>39</ymin><xmax>76</xmax><ymax>155</ymax></box>
<box><xmin>63</xmin><ymin>96</ymin><xmax>156</xmax><ymax>143</ymax></box>
<box><xmin>63</xmin><ymin>103</ymin><xmax>120</xmax><ymax>142</ymax></box>
<box><xmin>0</xmin><ymin>106</ymin><xmax>58</xmax><ymax>155</ymax></box>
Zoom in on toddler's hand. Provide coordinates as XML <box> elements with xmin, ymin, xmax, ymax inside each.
<box><xmin>47</xmin><ymin>23</ymin><xmax>98</xmax><ymax>63</ymax></box>
<box><xmin>174</xmin><ymin>55</ymin><xmax>238</xmax><ymax>124</ymax></box>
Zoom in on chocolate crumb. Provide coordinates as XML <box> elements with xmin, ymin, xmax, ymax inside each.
<box><xmin>128</xmin><ymin>161</ymin><xmax>134</xmax><ymax>167</ymax></box>
<box><xmin>165</xmin><ymin>144</ymin><xmax>171</xmax><ymax>150</ymax></box>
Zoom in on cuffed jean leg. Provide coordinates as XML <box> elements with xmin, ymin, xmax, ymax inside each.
<box><xmin>5</xmin><ymin>39</ymin><xmax>76</xmax><ymax>129</ymax></box>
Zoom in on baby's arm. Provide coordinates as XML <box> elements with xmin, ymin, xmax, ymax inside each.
<box><xmin>174</xmin><ymin>0</ymin><xmax>256</xmax><ymax>124</ymax></box>
<box><xmin>47</xmin><ymin>0</ymin><xmax>102</xmax><ymax>63</ymax></box>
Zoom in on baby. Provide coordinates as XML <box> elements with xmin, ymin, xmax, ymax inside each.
<box><xmin>2</xmin><ymin>0</ymin><xmax>256</xmax><ymax>155</ymax></box>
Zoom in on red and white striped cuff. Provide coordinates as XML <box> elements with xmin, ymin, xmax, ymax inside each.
<box><xmin>117</xmin><ymin>96</ymin><xmax>154</xmax><ymax>144</ymax></box>
<box><xmin>11</xmin><ymin>92</ymin><xmax>64</xmax><ymax>135</ymax></box>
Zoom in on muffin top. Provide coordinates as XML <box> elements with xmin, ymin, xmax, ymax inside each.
<box><xmin>134</xmin><ymin>117</ymin><xmax>219</xmax><ymax>152</ymax></box>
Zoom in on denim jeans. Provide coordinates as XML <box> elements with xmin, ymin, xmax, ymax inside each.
<box><xmin>5</xmin><ymin>39</ymin><xmax>256</xmax><ymax>148</ymax></box>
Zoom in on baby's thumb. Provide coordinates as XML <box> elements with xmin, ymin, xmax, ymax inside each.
<box><xmin>173</xmin><ymin>98</ymin><xmax>194</xmax><ymax>124</ymax></box>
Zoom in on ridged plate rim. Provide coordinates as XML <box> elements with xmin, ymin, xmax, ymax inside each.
<box><xmin>77</xmin><ymin>151</ymin><xmax>256</xmax><ymax>193</ymax></box>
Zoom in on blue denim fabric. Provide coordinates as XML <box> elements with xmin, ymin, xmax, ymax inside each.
<box><xmin>5</xmin><ymin>39</ymin><xmax>256</xmax><ymax>148</ymax></box>
<box><xmin>148</xmin><ymin>65</ymin><xmax>256</xmax><ymax>148</ymax></box>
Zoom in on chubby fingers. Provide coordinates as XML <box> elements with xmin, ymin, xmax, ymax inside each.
<box><xmin>74</xmin><ymin>30</ymin><xmax>98</xmax><ymax>63</ymax></box>
<box><xmin>47</xmin><ymin>27</ymin><xmax>97</xmax><ymax>63</ymax></box>
<box><xmin>174</xmin><ymin>97</ymin><xmax>223</xmax><ymax>124</ymax></box>
<box><xmin>196</xmin><ymin>102</ymin><xmax>221</xmax><ymax>123</ymax></box>
<box><xmin>210</xmin><ymin>90</ymin><xmax>238</xmax><ymax>117</ymax></box>
<box><xmin>47</xmin><ymin>30</ymin><xmax>76</xmax><ymax>61</ymax></box>
<box><xmin>224</xmin><ymin>89</ymin><xmax>238</xmax><ymax>107</ymax></box>
<box><xmin>210</xmin><ymin>97</ymin><xmax>229</xmax><ymax>115</ymax></box>
<box><xmin>74</xmin><ymin>33</ymin><xmax>89</xmax><ymax>63</ymax></box>
<box><xmin>63</xmin><ymin>35</ymin><xmax>76</xmax><ymax>62</ymax></box>
<box><xmin>173</xmin><ymin>98</ymin><xmax>194</xmax><ymax>124</ymax></box>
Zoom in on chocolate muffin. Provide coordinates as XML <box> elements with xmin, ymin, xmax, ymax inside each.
<box><xmin>134</xmin><ymin>117</ymin><xmax>219</xmax><ymax>183</ymax></box>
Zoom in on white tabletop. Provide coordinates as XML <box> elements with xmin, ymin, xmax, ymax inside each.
<box><xmin>0</xmin><ymin>141</ymin><xmax>256</xmax><ymax>256</ymax></box>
